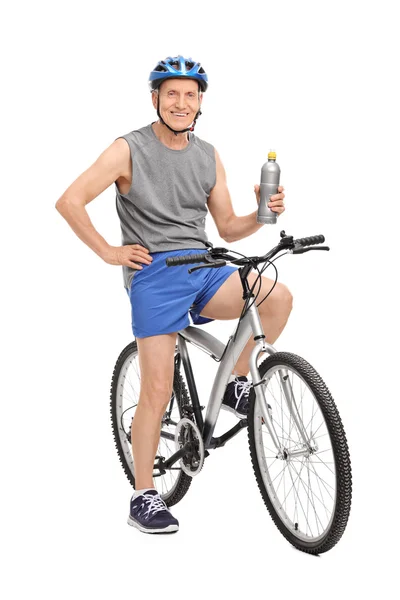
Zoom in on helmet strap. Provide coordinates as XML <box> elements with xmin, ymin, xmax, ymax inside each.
<box><xmin>156</xmin><ymin>95</ymin><xmax>202</xmax><ymax>136</ymax></box>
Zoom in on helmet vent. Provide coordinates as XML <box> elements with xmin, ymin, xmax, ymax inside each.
<box><xmin>198</xmin><ymin>67</ymin><xmax>205</xmax><ymax>74</ymax></box>
<box><xmin>154</xmin><ymin>65</ymin><xmax>167</xmax><ymax>72</ymax></box>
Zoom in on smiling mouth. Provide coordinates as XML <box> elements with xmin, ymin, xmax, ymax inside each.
<box><xmin>171</xmin><ymin>112</ymin><xmax>189</xmax><ymax>117</ymax></box>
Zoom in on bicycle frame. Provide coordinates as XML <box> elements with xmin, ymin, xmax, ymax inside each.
<box><xmin>177</xmin><ymin>300</ymin><xmax>279</xmax><ymax>450</ymax></box>
<box><xmin>173</xmin><ymin>289</ymin><xmax>308</xmax><ymax>456</ymax></box>
<box><xmin>161</xmin><ymin>252</ymin><xmax>316</xmax><ymax>471</ymax></box>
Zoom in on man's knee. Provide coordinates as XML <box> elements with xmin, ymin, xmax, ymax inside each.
<box><xmin>140</xmin><ymin>385</ymin><xmax>174</xmax><ymax>416</ymax></box>
<box><xmin>140</xmin><ymin>371</ymin><xmax>175</xmax><ymax>416</ymax></box>
<box><xmin>281</xmin><ymin>284</ymin><xmax>294</xmax><ymax>312</ymax></box>
<box><xmin>261</xmin><ymin>281</ymin><xmax>293</xmax><ymax>315</ymax></box>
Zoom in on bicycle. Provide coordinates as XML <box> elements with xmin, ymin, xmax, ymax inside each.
<box><xmin>110</xmin><ymin>230</ymin><xmax>352</xmax><ymax>554</ymax></box>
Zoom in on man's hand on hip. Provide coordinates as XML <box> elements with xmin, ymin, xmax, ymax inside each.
<box><xmin>102</xmin><ymin>244</ymin><xmax>153</xmax><ymax>269</ymax></box>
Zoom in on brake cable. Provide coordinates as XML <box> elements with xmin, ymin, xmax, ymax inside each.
<box><xmin>230</xmin><ymin>251</ymin><xmax>289</xmax><ymax>343</ymax></box>
<box><xmin>209</xmin><ymin>245</ymin><xmax>289</xmax><ymax>344</ymax></box>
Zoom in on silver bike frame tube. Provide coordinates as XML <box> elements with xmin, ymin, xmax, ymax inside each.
<box><xmin>202</xmin><ymin>301</ymin><xmax>282</xmax><ymax>450</ymax></box>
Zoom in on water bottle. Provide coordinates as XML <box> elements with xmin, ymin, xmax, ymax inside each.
<box><xmin>257</xmin><ymin>150</ymin><xmax>280</xmax><ymax>224</ymax></box>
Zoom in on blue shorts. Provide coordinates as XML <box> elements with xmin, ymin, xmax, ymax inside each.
<box><xmin>125</xmin><ymin>248</ymin><xmax>238</xmax><ymax>338</ymax></box>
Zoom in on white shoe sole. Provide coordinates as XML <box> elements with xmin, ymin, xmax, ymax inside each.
<box><xmin>221</xmin><ymin>403</ymin><xmax>272</xmax><ymax>420</ymax></box>
<box><xmin>221</xmin><ymin>404</ymin><xmax>248</xmax><ymax>419</ymax></box>
<box><xmin>127</xmin><ymin>515</ymin><xmax>179</xmax><ymax>533</ymax></box>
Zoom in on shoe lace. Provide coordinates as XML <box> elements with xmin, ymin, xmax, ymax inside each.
<box><xmin>142</xmin><ymin>493</ymin><xmax>168</xmax><ymax>518</ymax></box>
<box><xmin>234</xmin><ymin>379</ymin><xmax>252</xmax><ymax>411</ymax></box>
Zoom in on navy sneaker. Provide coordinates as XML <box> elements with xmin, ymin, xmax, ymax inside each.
<box><xmin>222</xmin><ymin>376</ymin><xmax>272</xmax><ymax>419</ymax></box>
<box><xmin>127</xmin><ymin>489</ymin><xmax>179</xmax><ymax>534</ymax></box>
<box><xmin>222</xmin><ymin>376</ymin><xmax>252</xmax><ymax>418</ymax></box>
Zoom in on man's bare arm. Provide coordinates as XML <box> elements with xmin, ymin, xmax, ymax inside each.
<box><xmin>56</xmin><ymin>138</ymin><xmax>130</xmax><ymax>258</ymax></box>
<box><xmin>206</xmin><ymin>149</ymin><xmax>236</xmax><ymax>241</ymax></box>
<box><xmin>55</xmin><ymin>138</ymin><xmax>129</xmax><ymax>260</ymax></box>
<box><xmin>207</xmin><ymin>148</ymin><xmax>264</xmax><ymax>243</ymax></box>
<box><xmin>55</xmin><ymin>138</ymin><xmax>152</xmax><ymax>270</ymax></box>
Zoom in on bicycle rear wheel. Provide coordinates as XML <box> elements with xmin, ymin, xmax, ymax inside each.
<box><xmin>248</xmin><ymin>352</ymin><xmax>352</xmax><ymax>554</ymax></box>
<box><xmin>110</xmin><ymin>341</ymin><xmax>193</xmax><ymax>507</ymax></box>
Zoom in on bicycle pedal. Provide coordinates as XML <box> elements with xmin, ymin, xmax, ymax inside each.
<box><xmin>252</xmin><ymin>378</ymin><xmax>267</xmax><ymax>388</ymax></box>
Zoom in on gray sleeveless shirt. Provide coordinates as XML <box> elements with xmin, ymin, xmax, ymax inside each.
<box><xmin>114</xmin><ymin>122</ymin><xmax>216</xmax><ymax>290</ymax></box>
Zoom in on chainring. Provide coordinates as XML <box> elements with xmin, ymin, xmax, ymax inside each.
<box><xmin>174</xmin><ymin>418</ymin><xmax>205</xmax><ymax>477</ymax></box>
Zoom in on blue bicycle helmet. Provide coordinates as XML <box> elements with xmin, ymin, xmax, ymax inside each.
<box><xmin>149</xmin><ymin>55</ymin><xmax>208</xmax><ymax>92</ymax></box>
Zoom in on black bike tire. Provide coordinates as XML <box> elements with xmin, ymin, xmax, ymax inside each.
<box><xmin>110</xmin><ymin>341</ymin><xmax>193</xmax><ymax>507</ymax></box>
<box><xmin>247</xmin><ymin>351</ymin><xmax>352</xmax><ymax>555</ymax></box>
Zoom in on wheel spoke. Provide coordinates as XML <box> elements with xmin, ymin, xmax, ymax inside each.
<box><xmin>306</xmin><ymin>460</ymin><xmax>334</xmax><ymax>517</ymax></box>
<box><xmin>292</xmin><ymin>460</ymin><xmax>333</xmax><ymax>515</ymax></box>
<box><xmin>292</xmin><ymin>458</ymin><xmax>335</xmax><ymax>495</ymax></box>
<box><xmin>285</xmin><ymin>461</ymin><xmax>314</xmax><ymax>536</ymax></box>
<box><xmin>271</xmin><ymin>462</ymin><xmax>289</xmax><ymax>486</ymax></box>
<box><xmin>310</xmin><ymin>452</ymin><xmax>335</xmax><ymax>475</ymax></box>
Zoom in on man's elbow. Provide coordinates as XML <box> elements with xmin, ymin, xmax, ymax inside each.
<box><xmin>55</xmin><ymin>198</ymin><xmax>66</xmax><ymax>212</ymax></box>
<box><xmin>55</xmin><ymin>195</ymin><xmax>83</xmax><ymax>213</ymax></box>
<box><xmin>222</xmin><ymin>215</ymin><xmax>236</xmax><ymax>244</ymax></box>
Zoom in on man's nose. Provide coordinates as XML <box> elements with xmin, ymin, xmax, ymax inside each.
<box><xmin>175</xmin><ymin>94</ymin><xmax>187</xmax><ymax>109</ymax></box>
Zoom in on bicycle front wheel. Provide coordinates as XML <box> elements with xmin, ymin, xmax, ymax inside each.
<box><xmin>248</xmin><ymin>352</ymin><xmax>352</xmax><ymax>554</ymax></box>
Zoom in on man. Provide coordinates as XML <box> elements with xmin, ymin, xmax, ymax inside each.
<box><xmin>55</xmin><ymin>55</ymin><xmax>291</xmax><ymax>534</ymax></box>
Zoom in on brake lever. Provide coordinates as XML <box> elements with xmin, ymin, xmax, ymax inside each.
<box><xmin>188</xmin><ymin>259</ymin><xmax>227</xmax><ymax>273</ymax></box>
<box><xmin>291</xmin><ymin>246</ymin><xmax>330</xmax><ymax>254</ymax></box>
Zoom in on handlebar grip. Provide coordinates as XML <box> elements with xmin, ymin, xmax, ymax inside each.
<box><xmin>294</xmin><ymin>235</ymin><xmax>325</xmax><ymax>247</ymax></box>
<box><xmin>166</xmin><ymin>253</ymin><xmax>209</xmax><ymax>266</ymax></box>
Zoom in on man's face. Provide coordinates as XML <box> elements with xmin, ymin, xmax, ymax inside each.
<box><xmin>152</xmin><ymin>78</ymin><xmax>202</xmax><ymax>129</ymax></box>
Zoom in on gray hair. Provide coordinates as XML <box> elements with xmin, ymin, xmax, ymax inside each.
<box><xmin>151</xmin><ymin>82</ymin><xmax>202</xmax><ymax>95</ymax></box>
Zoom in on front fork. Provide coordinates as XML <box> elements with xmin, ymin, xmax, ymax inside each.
<box><xmin>247</xmin><ymin>305</ymin><xmax>314</xmax><ymax>459</ymax></box>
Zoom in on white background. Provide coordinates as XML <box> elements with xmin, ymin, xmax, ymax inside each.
<box><xmin>2</xmin><ymin>0</ymin><xmax>399</xmax><ymax>598</ymax></box>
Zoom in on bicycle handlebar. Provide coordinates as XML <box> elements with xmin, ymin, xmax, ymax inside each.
<box><xmin>165</xmin><ymin>231</ymin><xmax>330</xmax><ymax>269</ymax></box>
<box><xmin>294</xmin><ymin>234</ymin><xmax>325</xmax><ymax>247</ymax></box>
<box><xmin>166</xmin><ymin>253</ymin><xmax>213</xmax><ymax>266</ymax></box>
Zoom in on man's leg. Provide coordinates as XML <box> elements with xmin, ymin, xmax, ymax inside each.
<box><xmin>199</xmin><ymin>270</ymin><xmax>293</xmax><ymax>376</ymax></box>
<box><xmin>131</xmin><ymin>331</ymin><xmax>177</xmax><ymax>489</ymax></box>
